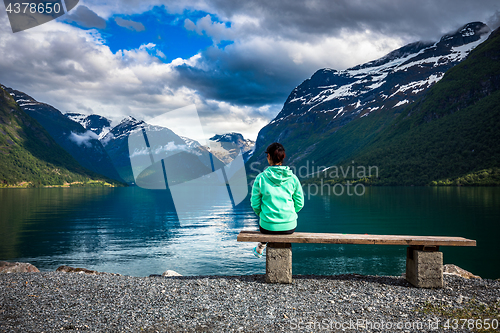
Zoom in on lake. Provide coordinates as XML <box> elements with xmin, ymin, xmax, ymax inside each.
<box><xmin>0</xmin><ymin>186</ymin><xmax>498</xmax><ymax>279</ymax></box>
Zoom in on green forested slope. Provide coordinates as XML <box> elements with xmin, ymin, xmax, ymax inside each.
<box><xmin>0</xmin><ymin>86</ymin><xmax>123</xmax><ymax>187</ymax></box>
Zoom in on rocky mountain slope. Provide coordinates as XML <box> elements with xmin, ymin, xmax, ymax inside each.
<box><xmin>209</xmin><ymin>132</ymin><xmax>255</xmax><ymax>163</ymax></box>
<box><xmin>250</xmin><ymin>22</ymin><xmax>492</xmax><ymax>175</ymax></box>
<box><xmin>333</xmin><ymin>26</ymin><xmax>500</xmax><ymax>185</ymax></box>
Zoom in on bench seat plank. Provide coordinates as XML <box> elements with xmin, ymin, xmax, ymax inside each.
<box><xmin>237</xmin><ymin>230</ymin><xmax>476</xmax><ymax>247</ymax></box>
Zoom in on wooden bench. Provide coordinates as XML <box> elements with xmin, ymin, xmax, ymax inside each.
<box><xmin>237</xmin><ymin>231</ymin><xmax>476</xmax><ymax>288</ymax></box>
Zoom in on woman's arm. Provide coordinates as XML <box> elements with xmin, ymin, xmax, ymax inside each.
<box><xmin>250</xmin><ymin>176</ymin><xmax>263</xmax><ymax>216</ymax></box>
<box><xmin>292</xmin><ymin>177</ymin><xmax>304</xmax><ymax>212</ymax></box>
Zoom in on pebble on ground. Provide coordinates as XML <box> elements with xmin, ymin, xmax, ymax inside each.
<box><xmin>1</xmin><ymin>272</ymin><xmax>499</xmax><ymax>332</ymax></box>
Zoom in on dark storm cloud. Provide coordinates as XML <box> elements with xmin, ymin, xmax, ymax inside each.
<box><xmin>206</xmin><ymin>0</ymin><xmax>500</xmax><ymax>41</ymax></box>
<box><xmin>174</xmin><ymin>44</ymin><xmax>311</xmax><ymax>106</ymax></box>
<box><xmin>81</xmin><ymin>0</ymin><xmax>499</xmax><ymax>41</ymax></box>
<box><xmin>63</xmin><ymin>5</ymin><xmax>107</xmax><ymax>29</ymax></box>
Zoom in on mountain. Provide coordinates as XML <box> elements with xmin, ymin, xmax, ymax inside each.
<box><xmin>101</xmin><ymin>116</ymin><xmax>224</xmax><ymax>184</ymax></box>
<box><xmin>4</xmin><ymin>88</ymin><xmax>124</xmax><ymax>182</ymax></box>
<box><xmin>249</xmin><ymin>22</ymin><xmax>492</xmax><ymax>175</ymax></box>
<box><xmin>209</xmin><ymin>132</ymin><xmax>255</xmax><ymax>163</ymax></box>
<box><xmin>329</xmin><ymin>26</ymin><xmax>500</xmax><ymax>186</ymax></box>
<box><xmin>65</xmin><ymin>112</ymin><xmax>112</xmax><ymax>140</ymax></box>
<box><xmin>100</xmin><ymin>116</ymin><xmax>159</xmax><ymax>183</ymax></box>
<box><xmin>0</xmin><ymin>85</ymin><xmax>121</xmax><ymax>187</ymax></box>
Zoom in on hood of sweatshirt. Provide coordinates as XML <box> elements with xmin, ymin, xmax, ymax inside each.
<box><xmin>263</xmin><ymin>166</ymin><xmax>294</xmax><ymax>185</ymax></box>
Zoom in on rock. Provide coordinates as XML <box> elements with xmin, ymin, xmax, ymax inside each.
<box><xmin>56</xmin><ymin>265</ymin><xmax>99</xmax><ymax>274</ymax></box>
<box><xmin>0</xmin><ymin>261</ymin><xmax>40</xmax><ymax>273</ymax></box>
<box><xmin>55</xmin><ymin>265</ymin><xmax>120</xmax><ymax>276</ymax></box>
<box><xmin>443</xmin><ymin>264</ymin><xmax>481</xmax><ymax>279</ymax></box>
<box><xmin>162</xmin><ymin>270</ymin><xmax>182</xmax><ymax>277</ymax></box>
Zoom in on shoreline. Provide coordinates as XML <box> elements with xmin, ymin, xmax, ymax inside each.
<box><xmin>1</xmin><ymin>271</ymin><xmax>499</xmax><ymax>332</ymax></box>
<box><xmin>0</xmin><ymin>181</ymin><xmax>123</xmax><ymax>189</ymax></box>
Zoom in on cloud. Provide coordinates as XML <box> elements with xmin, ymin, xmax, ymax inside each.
<box><xmin>78</xmin><ymin>0</ymin><xmax>500</xmax><ymax>41</ymax></box>
<box><xmin>76</xmin><ymin>102</ymin><xmax>93</xmax><ymax>113</ymax></box>
<box><xmin>488</xmin><ymin>10</ymin><xmax>500</xmax><ymax>30</ymax></box>
<box><xmin>173</xmin><ymin>31</ymin><xmax>403</xmax><ymax>106</ymax></box>
<box><xmin>184</xmin><ymin>15</ymin><xmax>235</xmax><ymax>43</ymax></box>
<box><xmin>1</xmin><ymin>0</ymin><xmax>499</xmax><ymax>142</ymax></box>
<box><xmin>129</xmin><ymin>141</ymin><xmax>190</xmax><ymax>158</ymax></box>
<box><xmin>63</xmin><ymin>5</ymin><xmax>106</xmax><ymax>29</ymax></box>
<box><xmin>68</xmin><ymin>130</ymin><xmax>99</xmax><ymax>147</ymax></box>
<box><xmin>115</xmin><ymin>17</ymin><xmax>146</xmax><ymax>31</ymax></box>
<box><xmin>156</xmin><ymin>49</ymin><xmax>166</xmax><ymax>59</ymax></box>
<box><xmin>204</xmin><ymin>0</ymin><xmax>500</xmax><ymax>42</ymax></box>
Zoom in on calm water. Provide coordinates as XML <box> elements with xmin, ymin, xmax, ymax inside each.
<box><xmin>0</xmin><ymin>187</ymin><xmax>498</xmax><ymax>279</ymax></box>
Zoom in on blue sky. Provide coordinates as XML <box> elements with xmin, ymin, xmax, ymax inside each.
<box><xmin>66</xmin><ymin>6</ymin><xmax>230</xmax><ymax>62</ymax></box>
<box><xmin>0</xmin><ymin>0</ymin><xmax>499</xmax><ymax>140</ymax></box>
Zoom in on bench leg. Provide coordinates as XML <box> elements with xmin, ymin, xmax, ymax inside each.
<box><xmin>405</xmin><ymin>246</ymin><xmax>443</xmax><ymax>288</ymax></box>
<box><xmin>266</xmin><ymin>243</ymin><xmax>292</xmax><ymax>284</ymax></box>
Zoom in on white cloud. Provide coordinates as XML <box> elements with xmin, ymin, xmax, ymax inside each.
<box><xmin>184</xmin><ymin>15</ymin><xmax>236</xmax><ymax>43</ymax></box>
<box><xmin>129</xmin><ymin>141</ymin><xmax>190</xmax><ymax>158</ymax></box>
<box><xmin>68</xmin><ymin>130</ymin><xmax>99</xmax><ymax>147</ymax></box>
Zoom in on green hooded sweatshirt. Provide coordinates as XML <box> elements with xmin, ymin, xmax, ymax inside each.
<box><xmin>251</xmin><ymin>166</ymin><xmax>304</xmax><ymax>231</ymax></box>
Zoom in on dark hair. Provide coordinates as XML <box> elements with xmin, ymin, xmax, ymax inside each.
<box><xmin>265</xmin><ymin>142</ymin><xmax>286</xmax><ymax>165</ymax></box>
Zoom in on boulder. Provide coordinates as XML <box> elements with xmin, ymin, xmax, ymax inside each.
<box><xmin>162</xmin><ymin>270</ymin><xmax>182</xmax><ymax>277</ymax></box>
<box><xmin>443</xmin><ymin>264</ymin><xmax>481</xmax><ymax>279</ymax></box>
<box><xmin>0</xmin><ymin>261</ymin><xmax>40</xmax><ymax>273</ymax></box>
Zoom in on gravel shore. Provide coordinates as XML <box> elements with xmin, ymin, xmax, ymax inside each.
<box><xmin>1</xmin><ymin>272</ymin><xmax>499</xmax><ymax>332</ymax></box>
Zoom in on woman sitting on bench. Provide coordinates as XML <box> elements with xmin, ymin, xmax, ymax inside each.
<box><xmin>250</xmin><ymin>142</ymin><xmax>304</xmax><ymax>258</ymax></box>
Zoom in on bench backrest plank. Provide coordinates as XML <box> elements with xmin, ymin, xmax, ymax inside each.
<box><xmin>237</xmin><ymin>231</ymin><xmax>476</xmax><ymax>246</ymax></box>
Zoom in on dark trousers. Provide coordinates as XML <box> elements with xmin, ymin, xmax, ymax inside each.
<box><xmin>259</xmin><ymin>226</ymin><xmax>295</xmax><ymax>245</ymax></box>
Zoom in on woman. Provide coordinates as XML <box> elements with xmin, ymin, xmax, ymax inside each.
<box><xmin>250</xmin><ymin>142</ymin><xmax>304</xmax><ymax>257</ymax></box>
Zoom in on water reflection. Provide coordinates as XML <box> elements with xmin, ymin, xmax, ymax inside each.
<box><xmin>0</xmin><ymin>186</ymin><xmax>498</xmax><ymax>278</ymax></box>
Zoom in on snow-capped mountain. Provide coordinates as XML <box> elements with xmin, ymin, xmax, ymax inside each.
<box><xmin>66</xmin><ymin>113</ymin><xmax>112</xmax><ymax>140</ymax></box>
<box><xmin>100</xmin><ymin>116</ymin><xmax>223</xmax><ymax>184</ymax></box>
<box><xmin>63</xmin><ymin>111</ymin><xmax>240</xmax><ymax>184</ymax></box>
<box><xmin>209</xmin><ymin>132</ymin><xmax>255</xmax><ymax>163</ymax></box>
<box><xmin>179</xmin><ymin>136</ymin><xmax>202</xmax><ymax>150</ymax></box>
<box><xmin>4</xmin><ymin>87</ymin><xmax>124</xmax><ymax>182</ymax></box>
<box><xmin>251</xmin><ymin>22</ymin><xmax>491</xmax><ymax>168</ymax></box>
